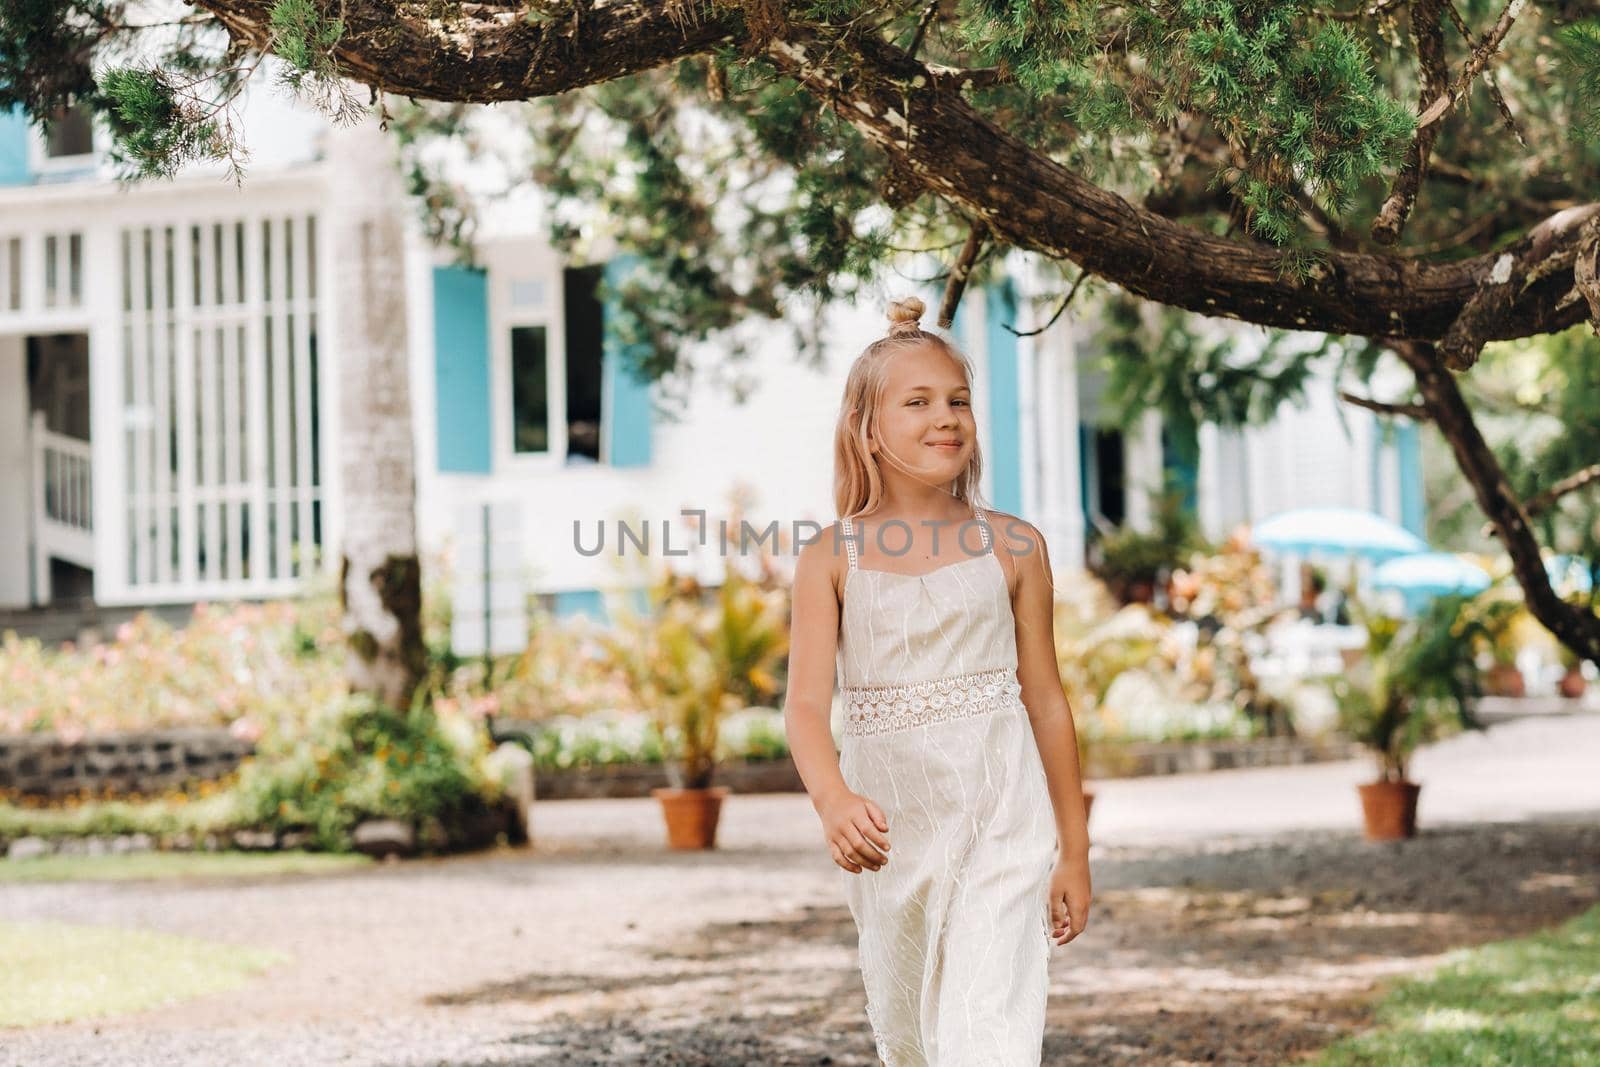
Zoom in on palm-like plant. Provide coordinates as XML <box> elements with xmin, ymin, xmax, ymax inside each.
<box><xmin>1334</xmin><ymin>595</ymin><xmax>1486</xmax><ymax>782</ymax></box>
<box><xmin>603</xmin><ymin>559</ymin><xmax>789</xmax><ymax>790</ymax></box>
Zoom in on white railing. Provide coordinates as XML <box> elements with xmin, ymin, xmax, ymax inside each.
<box><xmin>30</xmin><ymin>411</ymin><xmax>94</xmax><ymax>583</ymax></box>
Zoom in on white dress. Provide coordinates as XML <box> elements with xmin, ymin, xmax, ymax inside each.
<box><xmin>835</xmin><ymin>510</ymin><xmax>1059</xmax><ymax>1066</ymax></box>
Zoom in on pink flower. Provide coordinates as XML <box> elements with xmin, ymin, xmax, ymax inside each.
<box><xmin>116</xmin><ymin>621</ymin><xmax>137</xmax><ymax>644</ymax></box>
<box><xmin>229</xmin><ymin>716</ymin><xmax>264</xmax><ymax>742</ymax></box>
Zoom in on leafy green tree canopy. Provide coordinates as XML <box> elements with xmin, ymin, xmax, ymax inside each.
<box><xmin>4</xmin><ymin>0</ymin><xmax>1600</xmax><ymax>657</ymax></box>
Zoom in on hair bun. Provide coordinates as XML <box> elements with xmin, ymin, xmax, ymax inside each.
<box><xmin>885</xmin><ymin>296</ymin><xmax>925</xmax><ymax>337</ymax></box>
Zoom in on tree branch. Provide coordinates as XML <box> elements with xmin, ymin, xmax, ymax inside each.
<box><xmin>1572</xmin><ymin>213</ymin><xmax>1600</xmax><ymax>330</ymax></box>
<box><xmin>1438</xmin><ymin>204</ymin><xmax>1600</xmax><ymax>370</ymax></box>
<box><xmin>1528</xmin><ymin>463</ymin><xmax>1600</xmax><ymax>516</ymax></box>
<box><xmin>938</xmin><ymin>221</ymin><xmax>986</xmax><ymax>328</ymax></box>
<box><xmin>188</xmin><ymin>2</ymin><xmax>1596</xmax><ymax>354</ymax></box>
<box><xmin>1415</xmin><ymin>0</ymin><xmax>1527</xmax><ymax>131</ymax></box>
<box><xmin>907</xmin><ymin>0</ymin><xmax>938</xmax><ymax>60</ymax></box>
<box><xmin>1005</xmin><ymin>271</ymin><xmax>1089</xmax><ymax>337</ymax></box>
<box><xmin>1396</xmin><ymin>340</ymin><xmax>1600</xmax><ymax>661</ymax></box>
<box><xmin>925</xmin><ymin>64</ymin><xmax>1009</xmax><ymax>91</ymax></box>
<box><xmin>192</xmin><ymin>0</ymin><xmax>744</xmax><ymax>103</ymax></box>
<box><xmin>763</xmin><ymin>27</ymin><xmax>1595</xmax><ymax>350</ymax></box>
<box><xmin>1339</xmin><ymin>391</ymin><xmax>1430</xmax><ymax>420</ymax></box>
<box><xmin>1372</xmin><ymin>0</ymin><xmax>1449</xmax><ymax>246</ymax></box>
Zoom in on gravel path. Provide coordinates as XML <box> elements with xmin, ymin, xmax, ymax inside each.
<box><xmin>3</xmin><ymin>714</ymin><xmax>1597</xmax><ymax>1066</ymax></box>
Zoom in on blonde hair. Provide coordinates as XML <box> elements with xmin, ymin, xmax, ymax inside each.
<box><xmin>833</xmin><ymin>296</ymin><xmax>991</xmax><ymax>520</ymax></box>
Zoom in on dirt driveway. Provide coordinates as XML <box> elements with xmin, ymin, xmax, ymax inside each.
<box><xmin>2</xmin><ymin>715</ymin><xmax>1597</xmax><ymax>1066</ymax></box>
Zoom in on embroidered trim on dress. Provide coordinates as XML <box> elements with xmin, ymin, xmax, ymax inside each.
<box><xmin>841</xmin><ymin>666</ymin><xmax>1022</xmax><ymax>737</ymax></box>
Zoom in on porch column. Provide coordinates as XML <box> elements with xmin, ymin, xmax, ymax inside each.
<box><xmin>0</xmin><ymin>336</ymin><xmax>28</xmax><ymax>606</ymax></box>
<box><xmin>1015</xmin><ymin>260</ymin><xmax>1085</xmax><ymax>570</ymax></box>
<box><xmin>85</xmin><ymin>224</ymin><xmax>123</xmax><ymax>603</ymax></box>
<box><xmin>1124</xmin><ymin>409</ymin><xmax>1164</xmax><ymax>532</ymax></box>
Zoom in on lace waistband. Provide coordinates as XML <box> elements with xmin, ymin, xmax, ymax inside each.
<box><xmin>839</xmin><ymin>666</ymin><xmax>1023</xmax><ymax>738</ymax></box>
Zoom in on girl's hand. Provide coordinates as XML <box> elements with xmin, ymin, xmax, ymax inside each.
<box><xmin>818</xmin><ymin>789</ymin><xmax>891</xmax><ymax>873</ymax></box>
<box><xmin>1048</xmin><ymin>855</ymin><xmax>1091</xmax><ymax>946</ymax></box>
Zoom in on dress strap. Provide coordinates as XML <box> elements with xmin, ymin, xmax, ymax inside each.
<box><xmin>840</xmin><ymin>517</ymin><xmax>859</xmax><ymax>572</ymax></box>
<box><xmin>972</xmin><ymin>507</ymin><xmax>993</xmax><ymax>554</ymax></box>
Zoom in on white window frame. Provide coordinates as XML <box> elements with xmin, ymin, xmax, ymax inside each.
<box><xmin>487</xmin><ymin>239</ymin><xmax>567</xmax><ymax>472</ymax></box>
<box><xmin>28</xmin><ymin>103</ymin><xmax>102</xmax><ymax>181</ymax></box>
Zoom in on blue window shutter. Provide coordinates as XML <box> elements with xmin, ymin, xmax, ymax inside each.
<box><xmin>602</xmin><ymin>256</ymin><xmax>653</xmax><ymax>467</ymax></box>
<box><xmin>1160</xmin><ymin>422</ymin><xmax>1200</xmax><ymax>514</ymax></box>
<box><xmin>1078</xmin><ymin>422</ymin><xmax>1094</xmax><ymax>526</ymax></box>
<box><xmin>553</xmin><ymin>589</ymin><xmax>607</xmax><ymax>623</ymax></box>
<box><xmin>553</xmin><ymin>587</ymin><xmax>649</xmax><ymax>624</ymax></box>
<box><xmin>1396</xmin><ymin>421</ymin><xmax>1425</xmax><ymax>536</ymax></box>
<box><xmin>432</xmin><ymin>265</ymin><xmax>492</xmax><ymax>474</ymax></box>
<box><xmin>984</xmin><ymin>278</ymin><xmax>1023</xmax><ymax>514</ymax></box>
<box><xmin>0</xmin><ymin>107</ymin><xmax>31</xmax><ymax>187</ymax></box>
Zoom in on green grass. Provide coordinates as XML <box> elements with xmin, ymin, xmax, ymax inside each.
<box><xmin>0</xmin><ymin>849</ymin><xmax>373</xmax><ymax>883</ymax></box>
<box><xmin>0</xmin><ymin>919</ymin><xmax>287</xmax><ymax>1028</ymax></box>
<box><xmin>1308</xmin><ymin>902</ymin><xmax>1600</xmax><ymax>1066</ymax></box>
<box><xmin>0</xmin><ymin>792</ymin><xmax>244</xmax><ymax>840</ymax></box>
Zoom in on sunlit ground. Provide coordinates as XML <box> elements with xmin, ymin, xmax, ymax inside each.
<box><xmin>0</xmin><ymin>919</ymin><xmax>286</xmax><ymax>1028</ymax></box>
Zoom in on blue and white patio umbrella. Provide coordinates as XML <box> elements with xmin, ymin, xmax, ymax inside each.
<box><xmin>1372</xmin><ymin>552</ymin><xmax>1491</xmax><ymax>614</ymax></box>
<box><xmin>1547</xmin><ymin>554</ymin><xmax>1594</xmax><ymax>595</ymax></box>
<box><xmin>1250</xmin><ymin>507</ymin><xmax>1430</xmax><ymax>562</ymax></box>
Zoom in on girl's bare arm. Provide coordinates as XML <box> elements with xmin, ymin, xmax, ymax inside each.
<box><xmin>783</xmin><ymin>525</ymin><xmax>891</xmax><ymax>874</ymax></box>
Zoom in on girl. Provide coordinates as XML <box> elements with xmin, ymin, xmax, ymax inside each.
<box><xmin>783</xmin><ymin>296</ymin><xmax>1092</xmax><ymax>1066</ymax></box>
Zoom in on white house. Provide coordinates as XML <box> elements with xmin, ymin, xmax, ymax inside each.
<box><xmin>0</xmin><ymin>90</ymin><xmax>1425</xmax><ymax>626</ymax></box>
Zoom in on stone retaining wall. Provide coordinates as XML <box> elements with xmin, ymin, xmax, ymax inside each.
<box><xmin>1086</xmin><ymin>736</ymin><xmax>1368</xmax><ymax>778</ymax></box>
<box><xmin>0</xmin><ymin>725</ymin><xmax>1365</xmax><ymax>804</ymax></box>
<box><xmin>535</xmin><ymin>757</ymin><xmax>804</xmax><ymax>800</ymax></box>
<box><xmin>0</xmin><ymin>728</ymin><xmax>255</xmax><ymax>799</ymax></box>
<box><xmin>533</xmin><ymin>736</ymin><xmax>1367</xmax><ymax>799</ymax></box>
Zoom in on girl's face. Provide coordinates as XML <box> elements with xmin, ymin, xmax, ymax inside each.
<box><xmin>868</xmin><ymin>342</ymin><xmax>975</xmax><ymax>482</ymax></box>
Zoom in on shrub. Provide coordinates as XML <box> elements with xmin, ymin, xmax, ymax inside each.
<box><xmin>231</xmin><ymin>691</ymin><xmax>504</xmax><ymax>852</ymax></box>
<box><xmin>0</xmin><ymin>598</ymin><xmax>344</xmax><ymax>739</ymax></box>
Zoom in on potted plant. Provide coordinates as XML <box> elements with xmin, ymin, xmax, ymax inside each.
<box><xmin>1476</xmin><ymin>598</ymin><xmax>1527</xmax><ymax>698</ymax></box>
<box><xmin>603</xmin><ymin>558</ymin><xmax>788</xmax><ymax>850</ymax></box>
<box><xmin>1335</xmin><ymin>596</ymin><xmax>1484</xmax><ymax>840</ymax></box>
<box><xmin>1089</xmin><ymin>484</ymin><xmax>1207</xmax><ymax>606</ymax></box>
<box><xmin>1557</xmin><ymin>644</ymin><xmax>1588</xmax><ymax>700</ymax></box>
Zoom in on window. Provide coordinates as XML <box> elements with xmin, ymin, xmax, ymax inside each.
<box><xmin>45</xmin><ymin>103</ymin><xmax>93</xmax><ymax>159</ymax></box>
<box><xmin>510</xmin><ymin>324</ymin><xmax>550</xmax><ymax>454</ymax></box>
<box><xmin>1093</xmin><ymin>428</ymin><xmax>1126</xmax><ymax>525</ymax></box>
<box><xmin>563</xmin><ymin>264</ymin><xmax>604</xmax><ymax>464</ymax></box>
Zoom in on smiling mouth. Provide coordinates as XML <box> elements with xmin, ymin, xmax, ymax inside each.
<box><xmin>927</xmin><ymin>442</ymin><xmax>963</xmax><ymax>449</ymax></box>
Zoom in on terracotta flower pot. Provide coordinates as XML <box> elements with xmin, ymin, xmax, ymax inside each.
<box><xmin>1357</xmin><ymin>779</ymin><xmax>1421</xmax><ymax>841</ymax></box>
<box><xmin>652</xmin><ymin>785</ymin><xmax>730</xmax><ymax>850</ymax></box>
<box><xmin>1486</xmin><ymin>663</ymin><xmax>1525</xmax><ymax>698</ymax></box>
<box><xmin>1559</xmin><ymin>666</ymin><xmax>1587</xmax><ymax>700</ymax></box>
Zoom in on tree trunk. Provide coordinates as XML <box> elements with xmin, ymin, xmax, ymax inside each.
<box><xmin>329</xmin><ymin>111</ymin><xmax>426</xmax><ymax>710</ymax></box>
